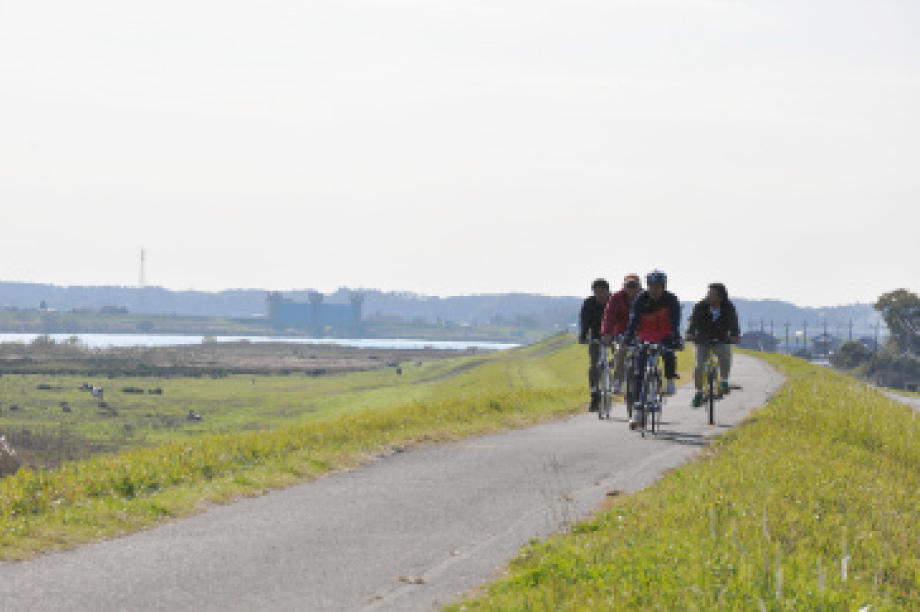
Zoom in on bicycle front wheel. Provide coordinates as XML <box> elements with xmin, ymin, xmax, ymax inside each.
<box><xmin>642</xmin><ymin>371</ymin><xmax>659</xmax><ymax>437</ymax></box>
<box><xmin>625</xmin><ymin>367</ymin><xmax>634</xmax><ymax>419</ymax></box>
<box><xmin>707</xmin><ymin>364</ymin><xmax>717</xmax><ymax>425</ymax></box>
<box><xmin>651</xmin><ymin>371</ymin><xmax>662</xmax><ymax>434</ymax></box>
<box><xmin>600</xmin><ymin>367</ymin><xmax>612</xmax><ymax>420</ymax></box>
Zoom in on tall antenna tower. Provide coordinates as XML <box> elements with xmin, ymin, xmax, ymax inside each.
<box><xmin>138</xmin><ymin>248</ymin><xmax>146</xmax><ymax>315</ymax></box>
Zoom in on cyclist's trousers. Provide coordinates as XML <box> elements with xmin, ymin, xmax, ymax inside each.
<box><xmin>694</xmin><ymin>343</ymin><xmax>732</xmax><ymax>390</ymax></box>
<box><xmin>633</xmin><ymin>346</ymin><xmax>676</xmax><ymax>394</ymax></box>
<box><xmin>588</xmin><ymin>343</ymin><xmax>601</xmax><ymax>398</ymax></box>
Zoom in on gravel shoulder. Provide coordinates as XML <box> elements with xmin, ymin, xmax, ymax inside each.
<box><xmin>0</xmin><ymin>354</ymin><xmax>783</xmax><ymax>612</ymax></box>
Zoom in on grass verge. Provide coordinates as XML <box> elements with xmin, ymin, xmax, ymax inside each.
<box><xmin>448</xmin><ymin>354</ymin><xmax>920</xmax><ymax>610</ymax></box>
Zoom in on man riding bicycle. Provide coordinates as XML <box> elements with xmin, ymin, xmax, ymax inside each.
<box><xmin>600</xmin><ymin>273</ymin><xmax>642</xmax><ymax>394</ymax></box>
<box><xmin>685</xmin><ymin>282</ymin><xmax>740</xmax><ymax>408</ymax></box>
<box><xmin>579</xmin><ymin>278</ymin><xmax>610</xmax><ymax>412</ymax></box>
<box><xmin>623</xmin><ymin>270</ymin><xmax>683</xmax><ymax>428</ymax></box>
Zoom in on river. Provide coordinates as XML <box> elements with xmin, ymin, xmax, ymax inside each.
<box><xmin>0</xmin><ymin>333</ymin><xmax>519</xmax><ymax>351</ymax></box>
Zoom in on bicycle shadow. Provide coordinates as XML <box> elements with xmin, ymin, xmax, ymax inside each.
<box><xmin>647</xmin><ymin>428</ymin><xmax>711</xmax><ymax>447</ymax></box>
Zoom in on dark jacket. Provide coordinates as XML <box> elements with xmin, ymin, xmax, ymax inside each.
<box><xmin>579</xmin><ymin>296</ymin><xmax>607</xmax><ymax>342</ymax></box>
<box><xmin>686</xmin><ymin>299</ymin><xmax>740</xmax><ymax>342</ymax></box>
<box><xmin>624</xmin><ymin>290</ymin><xmax>682</xmax><ymax>344</ymax></box>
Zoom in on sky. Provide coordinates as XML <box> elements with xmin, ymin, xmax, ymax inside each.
<box><xmin>0</xmin><ymin>0</ymin><xmax>917</xmax><ymax>307</ymax></box>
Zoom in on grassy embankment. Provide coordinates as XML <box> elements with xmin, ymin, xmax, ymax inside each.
<box><xmin>450</xmin><ymin>354</ymin><xmax>919</xmax><ymax>610</ymax></box>
<box><xmin>0</xmin><ymin>334</ymin><xmax>691</xmax><ymax>560</ymax></box>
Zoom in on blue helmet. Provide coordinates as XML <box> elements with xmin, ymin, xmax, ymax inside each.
<box><xmin>646</xmin><ymin>270</ymin><xmax>667</xmax><ymax>287</ymax></box>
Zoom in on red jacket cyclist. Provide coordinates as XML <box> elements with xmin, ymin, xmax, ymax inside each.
<box><xmin>600</xmin><ymin>273</ymin><xmax>642</xmax><ymax>394</ymax></box>
<box><xmin>623</xmin><ymin>270</ymin><xmax>683</xmax><ymax>427</ymax></box>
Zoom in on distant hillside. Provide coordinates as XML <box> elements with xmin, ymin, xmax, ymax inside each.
<box><xmin>0</xmin><ymin>282</ymin><xmax>884</xmax><ymax>336</ymax></box>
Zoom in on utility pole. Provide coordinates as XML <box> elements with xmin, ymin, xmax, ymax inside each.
<box><xmin>785</xmin><ymin>323</ymin><xmax>790</xmax><ymax>354</ymax></box>
<box><xmin>138</xmin><ymin>248</ymin><xmax>146</xmax><ymax>315</ymax></box>
<box><xmin>848</xmin><ymin>320</ymin><xmax>853</xmax><ymax>342</ymax></box>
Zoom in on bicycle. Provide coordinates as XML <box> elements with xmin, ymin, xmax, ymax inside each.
<box><xmin>590</xmin><ymin>339</ymin><xmax>614</xmax><ymax>420</ymax></box>
<box><xmin>634</xmin><ymin>341</ymin><xmax>669</xmax><ymax>437</ymax></box>
<box><xmin>693</xmin><ymin>337</ymin><xmax>731</xmax><ymax>426</ymax></box>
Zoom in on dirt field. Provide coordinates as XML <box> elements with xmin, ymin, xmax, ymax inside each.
<box><xmin>0</xmin><ymin>340</ymin><xmax>479</xmax><ymax>377</ymax></box>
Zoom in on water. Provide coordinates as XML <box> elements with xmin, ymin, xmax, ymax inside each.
<box><xmin>0</xmin><ymin>333</ymin><xmax>519</xmax><ymax>352</ymax></box>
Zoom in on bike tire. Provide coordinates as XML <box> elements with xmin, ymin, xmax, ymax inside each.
<box><xmin>708</xmin><ymin>366</ymin><xmax>716</xmax><ymax>425</ymax></box>
<box><xmin>600</xmin><ymin>366</ymin><xmax>611</xmax><ymax>420</ymax></box>
<box><xmin>642</xmin><ymin>371</ymin><xmax>658</xmax><ymax>437</ymax></box>
<box><xmin>625</xmin><ymin>365</ymin><xmax>634</xmax><ymax>419</ymax></box>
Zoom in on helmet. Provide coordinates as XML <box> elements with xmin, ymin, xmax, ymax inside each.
<box><xmin>646</xmin><ymin>270</ymin><xmax>667</xmax><ymax>287</ymax></box>
<box><xmin>623</xmin><ymin>273</ymin><xmax>641</xmax><ymax>289</ymax></box>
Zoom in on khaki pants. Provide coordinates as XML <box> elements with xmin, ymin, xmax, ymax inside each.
<box><xmin>694</xmin><ymin>343</ymin><xmax>732</xmax><ymax>390</ymax></box>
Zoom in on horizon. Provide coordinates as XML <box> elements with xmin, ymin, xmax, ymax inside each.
<box><xmin>0</xmin><ymin>278</ymin><xmax>893</xmax><ymax>310</ymax></box>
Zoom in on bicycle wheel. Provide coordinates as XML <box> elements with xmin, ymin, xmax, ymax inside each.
<box><xmin>600</xmin><ymin>363</ymin><xmax>612</xmax><ymax>420</ymax></box>
<box><xmin>650</xmin><ymin>370</ymin><xmax>662</xmax><ymax>435</ymax></box>
<box><xmin>624</xmin><ymin>360</ymin><xmax>634</xmax><ymax>419</ymax></box>
<box><xmin>641</xmin><ymin>368</ymin><xmax>658</xmax><ymax>437</ymax></box>
<box><xmin>708</xmin><ymin>366</ymin><xmax>719</xmax><ymax>425</ymax></box>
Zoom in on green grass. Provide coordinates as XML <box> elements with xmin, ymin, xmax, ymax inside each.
<box><xmin>448</xmin><ymin>354</ymin><xmax>920</xmax><ymax>610</ymax></box>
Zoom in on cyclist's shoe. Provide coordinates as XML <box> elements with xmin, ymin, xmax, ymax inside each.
<box><xmin>720</xmin><ymin>381</ymin><xmax>731</xmax><ymax>396</ymax></box>
<box><xmin>665</xmin><ymin>379</ymin><xmax>676</xmax><ymax>395</ymax></box>
<box><xmin>589</xmin><ymin>396</ymin><xmax>600</xmax><ymax>412</ymax></box>
<box><xmin>691</xmin><ymin>391</ymin><xmax>704</xmax><ymax>408</ymax></box>
<box><xmin>612</xmin><ymin>380</ymin><xmax>623</xmax><ymax>395</ymax></box>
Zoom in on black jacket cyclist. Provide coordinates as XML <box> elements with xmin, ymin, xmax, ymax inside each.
<box><xmin>579</xmin><ymin>279</ymin><xmax>610</xmax><ymax>411</ymax></box>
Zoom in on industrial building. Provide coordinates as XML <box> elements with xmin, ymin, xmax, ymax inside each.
<box><xmin>266</xmin><ymin>292</ymin><xmax>363</xmax><ymax>331</ymax></box>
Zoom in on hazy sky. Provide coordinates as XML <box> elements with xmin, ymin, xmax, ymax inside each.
<box><xmin>1</xmin><ymin>0</ymin><xmax>917</xmax><ymax>306</ymax></box>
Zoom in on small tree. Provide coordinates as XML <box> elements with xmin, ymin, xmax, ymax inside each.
<box><xmin>875</xmin><ymin>289</ymin><xmax>920</xmax><ymax>355</ymax></box>
<box><xmin>830</xmin><ymin>341</ymin><xmax>874</xmax><ymax>369</ymax></box>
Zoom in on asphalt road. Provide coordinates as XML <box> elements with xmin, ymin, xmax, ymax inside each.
<box><xmin>0</xmin><ymin>354</ymin><xmax>783</xmax><ymax>612</ymax></box>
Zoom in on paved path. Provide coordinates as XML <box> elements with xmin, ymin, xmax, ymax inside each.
<box><xmin>0</xmin><ymin>354</ymin><xmax>783</xmax><ymax>612</ymax></box>
<box><xmin>883</xmin><ymin>390</ymin><xmax>920</xmax><ymax>412</ymax></box>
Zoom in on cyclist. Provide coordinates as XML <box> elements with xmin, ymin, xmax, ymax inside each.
<box><xmin>623</xmin><ymin>270</ymin><xmax>682</xmax><ymax>428</ymax></box>
<box><xmin>600</xmin><ymin>273</ymin><xmax>642</xmax><ymax>394</ymax></box>
<box><xmin>685</xmin><ymin>282</ymin><xmax>740</xmax><ymax>408</ymax></box>
<box><xmin>579</xmin><ymin>278</ymin><xmax>611</xmax><ymax>412</ymax></box>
